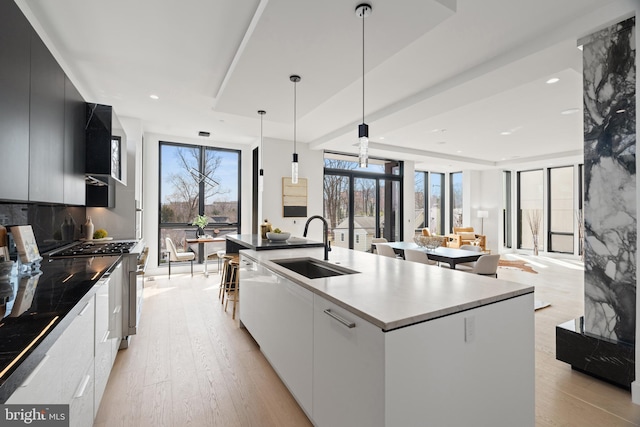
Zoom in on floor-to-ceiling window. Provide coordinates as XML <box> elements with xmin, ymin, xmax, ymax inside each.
<box><xmin>415</xmin><ymin>171</ymin><xmax>427</xmax><ymax>230</ymax></box>
<box><xmin>517</xmin><ymin>169</ymin><xmax>543</xmax><ymax>251</ymax></box>
<box><xmin>450</xmin><ymin>172</ymin><xmax>463</xmax><ymax>231</ymax></box>
<box><xmin>548</xmin><ymin>166</ymin><xmax>574</xmax><ymax>253</ymax></box>
<box><xmin>503</xmin><ymin>170</ymin><xmax>512</xmax><ymax>248</ymax></box>
<box><xmin>324</xmin><ymin>152</ymin><xmax>402</xmax><ymax>252</ymax></box>
<box><xmin>430</xmin><ymin>173</ymin><xmax>444</xmax><ymax>235</ymax></box>
<box><xmin>158</xmin><ymin>141</ymin><xmax>241</xmax><ymax>264</ymax></box>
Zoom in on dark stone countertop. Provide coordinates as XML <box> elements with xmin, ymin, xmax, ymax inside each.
<box><xmin>0</xmin><ymin>255</ymin><xmax>121</xmax><ymax>402</ymax></box>
<box><xmin>225</xmin><ymin>234</ymin><xmax>324</xmax><ymax>252</ymax></box>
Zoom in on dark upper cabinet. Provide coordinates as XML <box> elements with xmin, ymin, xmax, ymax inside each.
<box><xmin>64</xmin><ymin>77</ymin><xmax>86</xmax><ymax>205</ymax></box>
<box><xmin>85</xmin><ymin>103</ymin><xmax>113</xmax><ymax>176</ymax></box>
<box><xmin>0</xmin><ymin>1</ymin><xmax>31</xmax><ymax>201</ymax></box>
<box><xmin>29</xmin><ymin>31</ymin><xmax>65</xmax><ymax>203</ymax></box>
<box><xmin>86</xmin><ymin>103</ymin><xmax>117</xmax><ymax>207</ymax></box>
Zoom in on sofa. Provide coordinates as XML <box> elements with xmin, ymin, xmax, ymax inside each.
<box><xmin>447</xmin><ymin>227</ymin><xmax>486</xmax><ymax>251</ymax></box>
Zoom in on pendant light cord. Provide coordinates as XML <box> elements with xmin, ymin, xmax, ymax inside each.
<box><xmin>293</xmin><ymin>80</ymin><xmax>297</xmax><ymax>155</ymax></box>
<box><xmin>362</xmin><ymin>7</ymin><xmax>365</xmax><ymax>124</ymax></box>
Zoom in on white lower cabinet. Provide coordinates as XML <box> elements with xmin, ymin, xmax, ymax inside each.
<box><xmin>242</xmin><ymin>257</ymin><xmax>534</xmax><ymax>427</ymax></box>
<box><xmin>94</xmin><ymin>278</ymin><xmax>112</xmax><ymax>416</ymax></box>
<box><xmin>312</xmin><ymin>295</ymin><xmax>385</xmax><ymax>427</ymax></box>
<box><xmin>240</xmin><ymin>256</ymin><xmax>313</xmax><ymax>415</ymax></box>
<box><xmin>70</xmin><ymin>361</ymin><xmax>95</xmax><ymax>427</ymax></box>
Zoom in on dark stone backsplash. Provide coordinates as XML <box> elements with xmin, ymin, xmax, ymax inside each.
<box><xmin>0</xmin><ymin>203</ymin><xmax>86</xmax><ymax>254</ymax></box>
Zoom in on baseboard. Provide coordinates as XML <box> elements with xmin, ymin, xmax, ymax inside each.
<box><xmin>632</xmin><ymin>381</ymin><xmax>640</xmax><ymax>405</ymax></box>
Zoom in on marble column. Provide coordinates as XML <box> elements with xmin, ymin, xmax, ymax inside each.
<box><xmin>583</xmin><ymin>18</ymin><xmax>636</xmax><ymax>344</ymax></box>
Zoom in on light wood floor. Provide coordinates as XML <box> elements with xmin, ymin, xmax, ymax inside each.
<box><xmin>94</xmin><ymin>255</ymin><xmax>640</xmax><ymax>427</ymax></box>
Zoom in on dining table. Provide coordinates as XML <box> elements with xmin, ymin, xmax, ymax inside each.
<box><xmin>186</xmin><ymin>236</ymin><xmax>226</xmax><ymax>276</ymax></box>
<box><xmin>383</xmin><ymin>241</ymin><xmax>484</xmax><ymax>269</ymax></box>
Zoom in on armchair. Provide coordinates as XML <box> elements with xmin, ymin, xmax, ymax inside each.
<box><xmin>447</xmin><ymin>227</ymin><xmax>486</xmax><ymax>251</ymax></box>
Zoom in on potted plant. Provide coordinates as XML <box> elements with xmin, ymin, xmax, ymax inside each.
<box><xmin>191</xmin><ymin>215</ymin><xmax>209</xmax><ymax>237</ymax></box>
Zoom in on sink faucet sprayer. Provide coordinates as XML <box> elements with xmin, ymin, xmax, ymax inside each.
<box><xmin>303</xmin><ymin>215</ymin><xmax>331</xmax><ymax>260</ymax></box>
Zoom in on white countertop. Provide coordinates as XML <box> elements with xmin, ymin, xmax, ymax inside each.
<box><xmin>240</xmin><ymin>246</ymin><xmax>534</xmax><ymax>331</ymax></box>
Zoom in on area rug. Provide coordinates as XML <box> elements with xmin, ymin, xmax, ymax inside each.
<box><xmin>498</xmin><ymin>259</ymin><xmax>538</xmax><ymax>274</ymax></box>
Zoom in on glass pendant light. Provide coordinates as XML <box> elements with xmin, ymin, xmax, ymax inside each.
<box><xmin>290</xmin><ymin>75</ymin><xmax>301</xmax><ymax>184</ymax></box>
<box><xmin>356</xmin><ymin>3</ymin><xmax>371</xmax><ymax>168</ymax></box>
<box><xmin>258</xmin><ymin>110</ymin><xmax>266</xmax><ymax>192</ymax></box>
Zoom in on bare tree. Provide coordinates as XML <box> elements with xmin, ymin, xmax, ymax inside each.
<box><xmin>165</xmin><ymin>147</ymin><xmax>228</xmax><ymax>223</ymax></box>
<box><xmin>323</xmin><ymin>159</ymin><xmax>356</xmax><ymax>230</ymax></box>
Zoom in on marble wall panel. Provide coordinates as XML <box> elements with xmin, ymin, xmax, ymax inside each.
<box><xmin>583</xmin><ymin>18</ymin><xmax>636</xmax><ymax>344</ymax></box>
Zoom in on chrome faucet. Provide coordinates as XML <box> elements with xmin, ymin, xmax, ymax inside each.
<box><xmin>303</xmin><ymin>215</ymin><xmax>331</xmax><ymax>260</ymax></box>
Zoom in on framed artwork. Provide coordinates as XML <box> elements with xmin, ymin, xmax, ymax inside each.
<box><xmin>11</xmin><ymin>225</ymin><xmax>42</xmax><ymax>264</ymax></box>
<box><xmin>282</xmin><ymin>177</ymin><xmax>308</xmax><ymax>217</ymax></box>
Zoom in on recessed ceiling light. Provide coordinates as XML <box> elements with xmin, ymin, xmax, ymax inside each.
<box><xmin>500</xmin><ymin>131</ymin><xmax>512</xmax><ymax>136</ymax></box>
<box><xmin>436</xmin><ymin>141</ymin><xmax>447</xmax><ymax>145</ymax></box>
<box><xmin>546</xmin><ymin>77</ymin><xmax>560</xmax><ymax>84</ymax></box>
<box><xmin>379</xmin><ymin>136</ymin><xmax>385</xmax><ymax>140</ymax></box>
<box><xmin>456</xmin><ymin>150</ymin><xmax>462</xmax><ymax>153</ymax></box>
<box><xmin>560</xmin><ymin>108</ymin><xmax>580</xmax><ymax>115</ymax></box>
<box><xmin>149</xmin><ymin>94</ymin><xmax>159</xmax><ymax>100</ymax></box>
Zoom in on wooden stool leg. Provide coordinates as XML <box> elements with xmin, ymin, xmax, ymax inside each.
<box><xmin>219</xmin><ymin>258</ymin><xmax>229</xmax><ymax>303</ymax></box>
<box><xmin>224</xmin><ymin>262</ymin><xmax>239</xmax><ymax>319</ymax></box>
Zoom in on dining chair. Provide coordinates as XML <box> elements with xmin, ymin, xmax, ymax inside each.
<box><xmin>404</xmin><ymin>248</ymin><xmax>437</xmax><ymax>265</ymax></box>
<box><xmin>467</xmin><ymin>254</ymin><xmax>500</xmax><ymax>278</ymax></box>
<box><xmin>166</xmin><ymin>237</ymin><xmax>195</xmax><ymax>279</ymax></box>
<box><xmin>371</xmin><ymin>237</ymin><xmax>388</xmax><ymax>254</ymax></box>
<box><xmin>376</xmin><ymin>243</ymin><xmax>400</xmax><ymax>259</ymax></box>
<box><xmin>457</xmin><ymin>245</ymin><xmax>483</xmax><ymax>271</ymax></box>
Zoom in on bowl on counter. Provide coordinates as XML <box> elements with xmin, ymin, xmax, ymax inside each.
<box><xmin>266</xmin><ymin>232</ymin><xmax>291</xmax><ymax>241</ymax></box>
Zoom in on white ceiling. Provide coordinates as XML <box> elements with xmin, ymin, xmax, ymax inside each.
<box><xmin>17</xmin><ymin>0</ymin><xmax>629</xmax><ymax>171</ymax></box>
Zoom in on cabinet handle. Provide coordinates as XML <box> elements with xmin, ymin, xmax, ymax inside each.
<box><xmin>78</xmin><ymin>301</ymin><xmax>91</xmax><ymax>316</ymax></box>
<box><xmin>323</xmin><ymin>309</ymin><xmax>355</xmax><ymax>328</ymax></box>
<box><xmin>101</xmin><ymin>330</ymin><xmax>110</xmax><ymax>343</ymax></box>
<box><xmin>74</xmin><ymin>374</ymin><xmax>91</xmax><ymax>399</ymax></box>
<box><xmin>21</xmin><ymin>355</ymin><xmax>50</xmax><ymax>387</ymax></box>
<box><xmin>113</xmin><ymin>305</ymin><xmax>121</xmax><ymax>314</ymax></box>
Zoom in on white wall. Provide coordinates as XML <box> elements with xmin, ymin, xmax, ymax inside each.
<box><xmin>467</xmin><ymin>170</ymin><xmax>502</xmax><ymax>253</ymax></box>
<box><xmin>259</xmin><ymin>138</ymin><xmax>325</xmax><ymax>241</ymax></box>
<box><xmin>403</xmin><ymin>161</ymin><xmax>416</xmax><ymax>241</ymax></box>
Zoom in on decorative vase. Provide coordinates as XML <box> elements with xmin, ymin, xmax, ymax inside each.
<box><xmin>84</xmin><ymin>217</ymin><xmax>94</xmax><ymax>240</ymax></box>
<box><xmin>196</xmin><ymin>226</ymin><xmax>205</xmax><ymax>238</ymax></box>
<box><xmin>532</xmin><ymin>235</ymin><xmax>539</xmax><ymax>256</ymax></box>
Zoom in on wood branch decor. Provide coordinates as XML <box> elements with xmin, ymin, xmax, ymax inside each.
<box><xmin>282</xmin><ymin>177</ymin><xmax>307</xmax><ymax>217</ymax></box>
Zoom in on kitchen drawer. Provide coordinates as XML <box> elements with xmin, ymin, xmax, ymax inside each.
<box><xmin>60</xmin><ymin>297</ymin><xmax>95</xmax><ymax>401</ymax></box>
<box><xmin>6</xmin><ymin>351</ymin><xmax>64</xmax><ymax>404</ymax></box>
<box><xmin>70</xmin><ymin>361</ymin><xmax>94</xmax><ymax>427</ymax></box>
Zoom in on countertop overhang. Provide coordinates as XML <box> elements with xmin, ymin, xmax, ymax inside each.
<box><xmin>241</xmin><ymin>246</ymin><xmax>534</xmax><ymax>331</ymax></box>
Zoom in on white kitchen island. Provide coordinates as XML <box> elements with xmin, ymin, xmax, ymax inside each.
<box><xmin>239</xmin><ymin>246</ymin><xmax>534</xmax><ymax>427</ymax></box>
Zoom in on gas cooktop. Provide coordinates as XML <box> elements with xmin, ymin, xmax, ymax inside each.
<box><xmin>49</xmin><ymin>240</ymin><xmax>139</xmax><ymax>258</ymax></box>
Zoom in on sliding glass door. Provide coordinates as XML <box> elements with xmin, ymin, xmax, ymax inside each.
<box><xmin>324</xmin><ymin>153</ymin><xmax>402</xmax><ymax>252</ymax></box>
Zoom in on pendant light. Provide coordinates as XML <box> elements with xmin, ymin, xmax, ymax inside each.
<box><xmin>258</xmin><ymin>110</ymin><xmax>266</xmax><ymax>192</ymax></box>
<box><xmin>356</xmin><ymin>3</ymin><xmax>372</xmax><ymax>168</ymax></box>
<box><xmin>290</xmin><ymin>74</ymin><xmax>301</xmax><ymax>184</ymax></box>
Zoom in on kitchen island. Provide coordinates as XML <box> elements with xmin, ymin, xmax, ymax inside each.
<box><xmin>240</xmin><ymin>246</ymin><xmax>534</xmax><ymax>427</ymax></box>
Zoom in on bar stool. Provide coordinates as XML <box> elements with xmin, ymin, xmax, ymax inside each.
<box><xmin>224</xmin><ymin>259</ymin><xmax>240</xmax><ymax>319</ymax></box>
<box><xmin>219</xmin><ymin>254</ymin><xmax>238</xmax><ymax>305</ymax></box>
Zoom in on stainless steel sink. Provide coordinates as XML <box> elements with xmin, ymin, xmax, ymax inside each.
<box><xmin>271</xmin><ymin>257</ymin><xmax>360</xmax><ymax>279</ymax></box>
